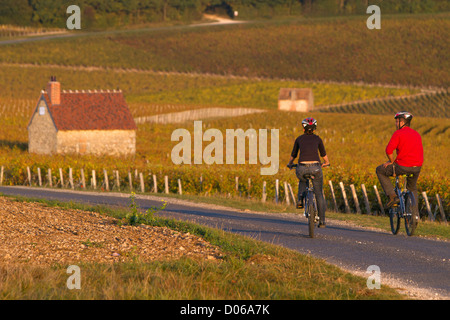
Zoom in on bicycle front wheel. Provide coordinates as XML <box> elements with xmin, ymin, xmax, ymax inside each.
<box><xmin>389</xmin><ymin>207</ymin><xmax>400</xmax><ymax>235</ymax></box>
<box><xmin>307</xmin><ymin>193</ymin><xmax>316</xmax><ymax>238</ymax></box>
<box><xmin>404</xmin><ymin>192</ymin><xmax>417</xmax><ymax>236</ymax></box>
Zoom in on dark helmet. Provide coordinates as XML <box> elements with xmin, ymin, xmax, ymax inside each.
<box><xmin>302</xmin><ymin>117</ymin><xmax>317</xmax><ymax>133</ymax></box>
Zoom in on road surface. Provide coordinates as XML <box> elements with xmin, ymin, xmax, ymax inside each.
<box><xmin>0</xmin><ymin>15</ymin><xmax>245</xmax><ymax>46</ymax></box>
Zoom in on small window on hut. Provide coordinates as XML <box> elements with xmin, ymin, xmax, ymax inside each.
<box><xmin>39</xmin><ymin>106</ymin><xmax>45</xmax><ymax>115</ymax></box>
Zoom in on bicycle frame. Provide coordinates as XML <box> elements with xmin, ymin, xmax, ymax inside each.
<box><xmin>394</xmin><ymin>176</ymin><xmax>406</xmax><ymax>217</ymax></box>
<box><xmin>288</xmin><ymin>162</ymin><xmax>328</xmax><ymax>238</ymax></box>
<box><xmin>389</xmin><ymin>172</ymin><xmax>417</xmax><ymax>236</ymax></box>
<box><xmin>303</xmin><ymin>175</ymin><xmax>319</xmax><ymax>238</ymax></box>
<box><xmin>304</xmin><ymin>178</ymin><xmax>318</xmax><ymax>219</ymax></box>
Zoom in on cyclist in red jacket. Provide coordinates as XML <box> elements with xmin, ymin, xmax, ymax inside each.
<box><xmin>376</xmin><ymin>112</ymin><xmax>423</xmax><ymax>213</ymax></box>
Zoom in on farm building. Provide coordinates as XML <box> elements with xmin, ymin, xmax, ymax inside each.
<box><xmin>27</xmin><ymin>77</ymin><xmax>137</xmax><ymax>156</ymax></box>
<box><xmin>278</xmin><ymin>88</ymin><xmax>314</xmax><ymax>112</ymax></box>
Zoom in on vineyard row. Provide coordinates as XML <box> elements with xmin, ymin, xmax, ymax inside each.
<box><xmin>318</xmin><ymin>91</ymin><xmax>450</xmax><ymax>118</ymax></box>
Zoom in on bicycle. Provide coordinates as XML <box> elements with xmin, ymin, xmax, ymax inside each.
<box><xmin>388</xmin><ymin>169</ymin><xmax>418</xmax><ymax>236</ymax></box>
<box><xmin>288</xmin><ymin>163</ymin><xmax>329</xmax><ymax>238</ymax></box>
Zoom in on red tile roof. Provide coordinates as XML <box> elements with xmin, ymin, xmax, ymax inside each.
<box><xmin>42</xmin><ymin>91</ymin><xmax>136</xmax><ymax>131</ymax></box>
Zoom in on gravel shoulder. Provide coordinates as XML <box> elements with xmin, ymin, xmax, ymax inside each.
<box><xmin>0</xmin><ymin>196</ymin><xmax>223</xmax><ymax>266</ymax></box>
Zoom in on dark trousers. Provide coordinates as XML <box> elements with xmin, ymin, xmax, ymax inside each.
<box><xmin>296</xmin><ymin>164</ymin><xmax>326</xmax><ymax>223</ymax></box>
<box><xmin>375</xmin><ymin>163</ymin><xmax>421</xmax><ymax>215</ymax></box>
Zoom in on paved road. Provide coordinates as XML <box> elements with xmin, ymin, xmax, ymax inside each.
<box><xmin>0</xmin><ymin>16</ymin><xmax>245</xmax><ymax>46</ymax></box>
<box><xmin>1</xmin><ymin>186</ymin><xmax>449</xmax><ymax>299</ymax></box>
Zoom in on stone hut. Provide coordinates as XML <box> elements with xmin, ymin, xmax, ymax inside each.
<box><xmin>278</xmin><ymin>88</ymin><xmax>314</xmax><ymax>112</ymax></box>
<box><xmin>27</xmin><ymin>77</ymin><xmax>137</xmax><ymax>156</ymax></box>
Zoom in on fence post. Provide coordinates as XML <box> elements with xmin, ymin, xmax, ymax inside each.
<box><xmin>59</xmin><ymin>168</ymin><xmax>64</xmax><ymax>188</ymax></box>
<box><xmin>339</xmin><ymin>182</ymin><xmax>351</xmax><ymax>213</ymax></box>
<box><xmin>262</xmin><ymin>181</ymin><xmax>267</xmax><ymax>202</ymax></box>
<box><xmin>373</xmin><ymin>185</ymin><xmax>384</xmax><ymax>215</ymax></box>
<box><xmin>287</xmin><ymin>183</ymin><xmax>296</xmax><ymax>207</ymax></box>
<box><xmin>235</xmin><ymin>176</ymin><xmax>239</xmax><ymax>193</ymax></box>
<box><xmin>422</xmin><ymin>192</ymin><xmax>434</xmax><ymax>221</ymax></box>
<box><xmin>275</xmin><ymin>179</ymin><xmax>279</xmax><ymax>203</ymax></box>
<box><xmin>27</xmin><ymin>166</ymin><xmax>32</xmax><ymax>186</ymax></box>
<box><xmin>350</xmin><ymin>184</ymin><xmax>361</xmax><ymax>214</ymax></box>
<box><xmin>153</xmin><ymin>174</ymin><xmax>157</xmax><ymax>193</ymax></box>
<box><xmin>178</xmin><ymin>179</ymin><xmax>182</xmax><ymax>195</ymax></box>
<box><xmin>328</xmin><ymin>180</ymin><xmax>338</xmax><ymax>212</ymax></box>
<box><xmin>92</xmin><ymin>170</ymin><xmax>97</xmax><ymax>189</ymax></box>
<box><xmin>37</xmin><ymin>168</ymin><xmax>42</xmax><ymax>187</ymax></box>
<box><xmin>103</xmin><ymin>169</ymin><xmax>109</xmax><ymax>191</ymax></box>
<box><xmin>284</xmin><ymin>181</ymin><xmax>290</xmax><ymax>205</ymax></box>
<box><xmin>128</xmin><ymin>171</ymin><xmax>133</xmax><ymax>191</ymax></box>
<box><xmin>48</xmin><ymin>168</ymin><xmax>53</xmax><ymax>187</ymax></box>
<box><xmin>361</xmin><ymin>184</ymin><xmax>371</xmax><ymax>215</ymax></box>
<box><xmin>436</xmin><ymin>194</ymin><xmax>447</xmax><ymax>224</ymax></box>
<box><xmin>69</xmin><ymin>168</ymin><xmax>74</xmax><ymax>190</ymax></box>
<box><xmin>139</xmin><ymin>172</ymin><xmax>145</xmax><ymax>193</ymax></box>
<box><xmin>115</xmin><ymin>170</ymin><xmax>120</xmax><ymax>191</ymax></box>
<box><xmin>164</xmin><ymin>176</ymin><xmax>169</xmax><ymax>194</ymax></box>
<box><xmin>80</xmin><ymin>169</ymin><xmax>86</xmax><ymax>189</ymax></box>
<box><xmin>0</xmin><ymin>166</ymin><xmax>3</xmax><ymax>186</ymax></box>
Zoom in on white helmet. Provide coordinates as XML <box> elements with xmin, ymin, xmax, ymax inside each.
<box><xmin>394</xmin><ymin>111</ymin><xmax>413</xmax><ymax>121</ymax></box>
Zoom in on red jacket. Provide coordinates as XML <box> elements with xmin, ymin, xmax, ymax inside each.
<box><xmin>386</xmin><ymin>126</ymin><xmax>423</xmax><ymax>167</ymax></box>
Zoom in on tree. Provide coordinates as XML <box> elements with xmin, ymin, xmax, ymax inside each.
<box><xmin>0</xmin><ymin>0</ymin><xmax>33</xmax><ymax>25</ymax></box>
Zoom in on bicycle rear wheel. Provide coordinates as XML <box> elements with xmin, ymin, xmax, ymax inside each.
<box><xmin>389</xmin><ymin>207</ymin><xmax>400</xmax><ymax>235</ymax></box>
<box><xmin>306</xmin><ymin>193</ymin><xmax>316</xmax><ymax>238</ymax></box>
<box><xmin>404</xmin><ymin>192</ymin><xmax>417</xmax><ymax>236</ymax></box>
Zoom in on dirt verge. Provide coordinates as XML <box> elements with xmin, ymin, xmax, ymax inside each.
<box><xmin>0</xmin><ymin>196</ymin><xmax>223</xmax><ymax>266</ymax></box>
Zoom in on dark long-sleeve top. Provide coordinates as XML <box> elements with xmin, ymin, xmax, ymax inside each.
<box><xmin>291</xmin><ymin>134</ymin><xmax>327</xmax><ymax>163</ymax></box>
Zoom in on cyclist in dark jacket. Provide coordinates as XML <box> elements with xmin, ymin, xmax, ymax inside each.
<box><xmin>288</xmin><ymin>118</ymin><xmax>330</xmax><ymax>228</ymax></box>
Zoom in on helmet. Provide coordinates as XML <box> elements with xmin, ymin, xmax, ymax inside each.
<box><xmin>394</xmin><ymin>111</ymin><xmax>413</xmax><ymax>121</ymax></box>
<box><xmin>394</xmin><ymin>111</ymin><xmax>413</xmax><ymax>128</ymax></box>
<box><xmin>302</xmin><ymin>117</ymin><xmax>317</xmax><ymax>131</ymax></box>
